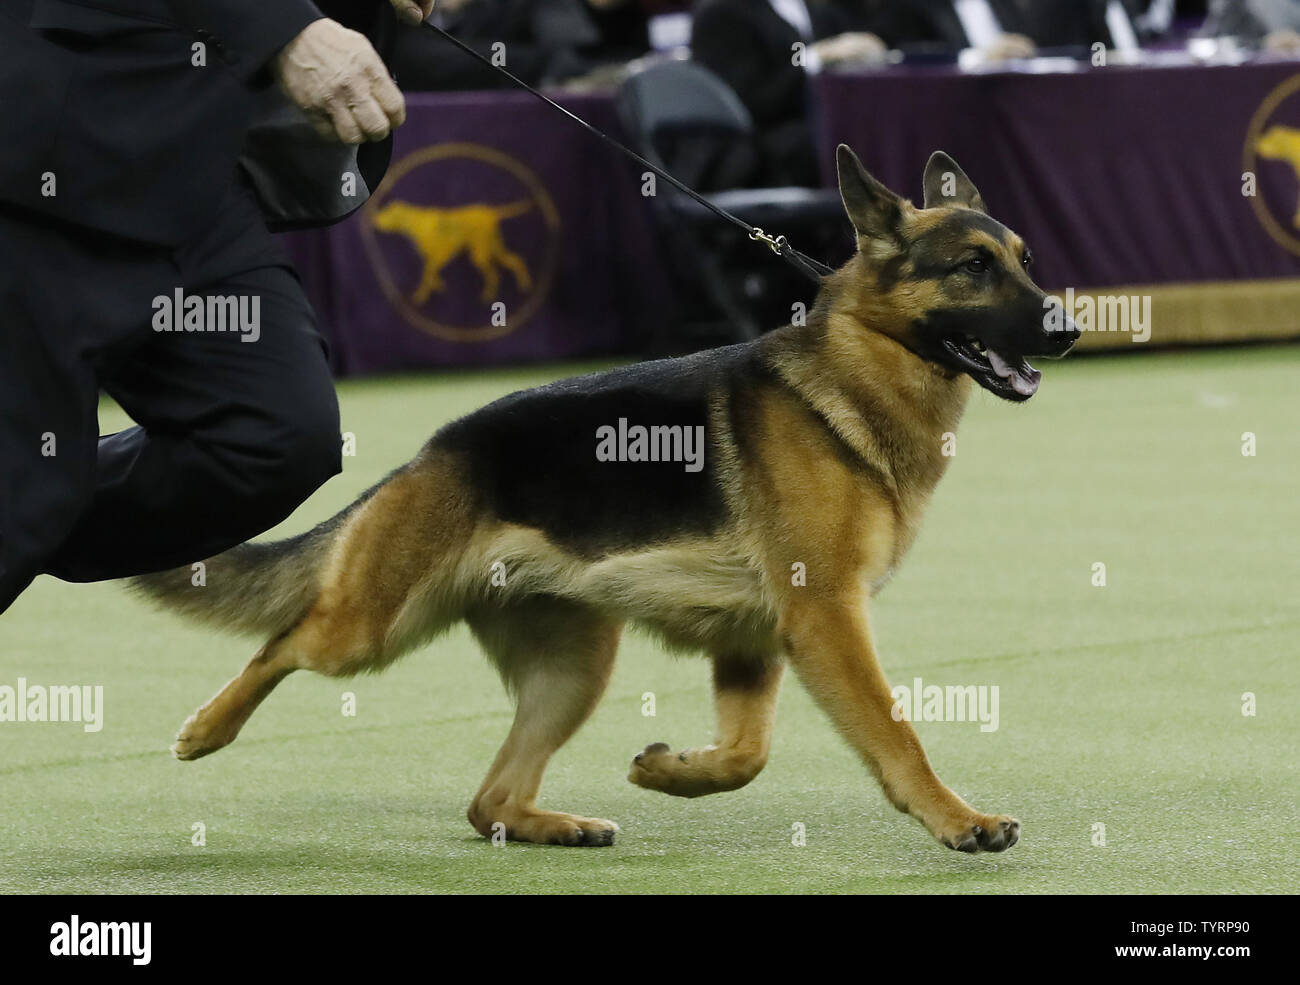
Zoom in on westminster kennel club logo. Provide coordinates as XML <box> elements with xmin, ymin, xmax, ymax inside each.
<box><xmin>1245</xmin><ymin>73</ymin><xmax>1300</xmax><ymax>256</ymax></box>
<box><xmin>361</xmin><ymin>142</ymin><xmax>561</xmax><ymax>342</ymax></box>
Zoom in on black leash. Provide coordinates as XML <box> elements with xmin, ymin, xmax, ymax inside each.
<box><xmin>418</xmin><ymin>18</ymin><xmax>833</xmax><ymax>282</ymax></box>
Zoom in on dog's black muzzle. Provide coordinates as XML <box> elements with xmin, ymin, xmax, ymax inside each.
<box><xmin>916</xmin><ymin>294</ymin><xmax>1080</xmax><ymax>402</ymax></box>
<box><xmin>1037</xmin><ymin>295</ymin><xmax>1082</xmax><ymax>356</ymax></box>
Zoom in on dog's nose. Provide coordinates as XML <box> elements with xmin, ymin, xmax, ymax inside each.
<box><xmin>1040</xmin><ymin>314</ymin><xmax>1081</xmax><ymax>356</ymax></box>
<box><xmin>1040</xmin><ymin>295</ymin><xmax>1079</xmax><ymax>337</ymax></box>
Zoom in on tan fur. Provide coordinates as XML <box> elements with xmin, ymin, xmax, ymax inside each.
<box><xmin>158</xmin><ymin>153</ymin><xmax>1030</xmax><ymax>852</ymax></box>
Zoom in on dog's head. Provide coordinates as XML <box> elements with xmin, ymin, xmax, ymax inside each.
<box><xmin>834</xmin><ymin>145</ymin><xmax>1079</xmax><ymax>401</ymax></box>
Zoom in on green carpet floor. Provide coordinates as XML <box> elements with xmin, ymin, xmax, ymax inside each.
<box><xmin>2</xmin><ymin>345</ymin><xmax>1296</xmax><ymax>893</ymax></box>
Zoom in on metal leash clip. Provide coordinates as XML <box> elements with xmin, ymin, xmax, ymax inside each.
<box><xmin>749</xmin><ymin>228</ymin><xmax>789</xmax><ymax>256</ymax></box>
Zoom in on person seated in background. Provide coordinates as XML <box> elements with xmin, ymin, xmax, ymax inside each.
<box><xmin>1201</xmin><ymin>0</ymin><xmax>1300</xmax><ymax>52</ymax></box>
<box><xmin>1015</xmin><ymin>0</ymin><xmax>1148</xmax><ymax>53</ymax></box>
<box><xmin>691</xmin><ymin>0</ymin><xmax>887</xmax><ymax>187</ymax></box>
<box><xmin>392</xmin><ymin>0</ymin><xmax>604</xmax><ymax>89</ymax></box>
<box><xmin>837</xmin><ymin>0</ymin><xmax>1037</xmax><ymax>60</ymax></box>
<box><xmin>580</xmin><ymin>0</ymin><xmax>694</xmax><ymax>62</ymax></box>
<box><xmin>1135</xmin><ymin>0</ymin><xmax>1177</xmax><ymax>37</ymax></box>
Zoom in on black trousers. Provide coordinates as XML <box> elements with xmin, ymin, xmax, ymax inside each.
<box><xmin>0</xmin><ymin>179</ymin><xmax>341</xmax><ymax>615</ymax></box>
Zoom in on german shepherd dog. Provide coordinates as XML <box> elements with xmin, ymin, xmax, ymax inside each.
<box><xmin>135</xmin><ymin>146</ymin><xmax>1078</xmax><ymax>851</ymax></box>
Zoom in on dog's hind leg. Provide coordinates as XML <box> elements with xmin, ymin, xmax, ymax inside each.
<box><xmin>171</xmin><ymin>584</ymin><xmax>401</xmax><ymax>761</ymax></box>
<box><xmin>466</xmin><ymin>598</ymin><xmax>622</xmax><ymax>846</ymax></box>
<box><xmin>628</xmin><ymin>655</ymin><xmax>783</xmax><ymax>797</ymax></box>
<box><xmin>171</xmin><ymin>640</ymin><xmax>297</xmax><ymax>760</ymax></box>
<box><xmin>172</xmin><ymin>459</ymin><xmax>473</xmax><ymax>760</ymax></box>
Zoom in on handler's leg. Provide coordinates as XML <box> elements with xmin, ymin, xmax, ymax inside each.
<box><xmin>0</xmin><ymin>284</ymin><xmax>99</xmax><ymax>613</ymax></box>
<box><xmin>44</xmin><ymin>184</ymin><xmax>342</xmax><ymax>582</ymax></box>
<box><xmin>44</xmin><ymin>265</ymin><xmax>341</xmax><ymax>581</ymax></box>
<box><xmin>0</xmin><ymin>207</ymin><xmax>162</xmax><ymax>615</ymax></box>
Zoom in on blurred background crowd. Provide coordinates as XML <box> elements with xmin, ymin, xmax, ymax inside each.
<box><xmin>393</xmin><ymin>1</ymin><xmax>1300</xmax><ymax>186</ymax></box>
<box><xmin>291</xmin><ymin>1</ymin><xmax>1300</xmax><ymax>370</ymax></box>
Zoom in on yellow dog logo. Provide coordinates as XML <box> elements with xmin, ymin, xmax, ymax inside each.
<box><xmin>359</xmin><ymin>142</ymin><xmax>562</xmax><ymax>343</ymax></box>
<box><xmin>1256</xmin><ymin>125</ymin><xmax>1300</xmax><ymax>228</ymax></box>
<box><xmin>1244</xmin><ymin>74</ymin><xmax>1300</xmax><ymax>256</ymax></box>
<box><xmin>372</xmin><ymin>199</ymin><xmax>535</xmax><ymax>303</ymax></box>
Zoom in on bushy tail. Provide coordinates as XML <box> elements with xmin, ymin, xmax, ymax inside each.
<box><xmin>130</xmin><ymin>483</ymin><xmax>382</xmax><ymax>638</ymax></box>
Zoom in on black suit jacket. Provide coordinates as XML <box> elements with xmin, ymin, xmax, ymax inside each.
<box><xmin>919</xmin><ymin>0</ymin><xmax>1028</xmax><ymax>47</ymax></box>
<box><xmin>1017</xmin><ymin>0</ymin><xmax>1145</xmax><ymax>49</ymax></box>
<box><xmin>0</xmin><ymin>0</ymin><xmax>394</xmax><ymax>246</ymax></box>
<box><xmin>392</xmin><ymin>0</ymin><xmax>599</xmax><ymax>91</ymax></box>
<box><xmin>846</xmin><ymin>0</ymin><xmax>1026</xmax><ymax>48</ymax></box>
<box><xmin>691</xmin><ymin>0</ymin><xmax>848</xmax><ymax>128</ymax></box>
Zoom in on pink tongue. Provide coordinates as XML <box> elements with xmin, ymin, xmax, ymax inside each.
<box><xmin>1009</xmin><ymin>372</ymin><xmax>1039</xmax><ymax>397</ymax></box>
<box><xmin>986</xmin><ymin>349</ymin><xmax>1040</xmax><ymax>396</ymax></box>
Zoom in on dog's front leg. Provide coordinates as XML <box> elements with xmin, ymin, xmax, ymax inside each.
<box><xmin>782</xmin><ymin>597</ymin><xmax>1020</xmax><ymax>853</ymax></box>
<box><xmin>628</xmin><ymin>655</ymin><xmax>784</xmax><ymax>797</ymax></box>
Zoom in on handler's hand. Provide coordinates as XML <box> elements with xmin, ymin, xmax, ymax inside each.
<box><xmin>1265</xmin><ymin>28</ymin><xmax>1300</xmax><ymax>54</ymax></box>
<box><xmin>811</xmin><ymin>32</ymin><xmax>888</xmax><ymax>66</ymax></box>
<box><xmin>390</xmin><ymin>0</ymin><xmax>435</xmax><ymax>26</ymax></box>
<box><xmin>981</xmin><ymin>32</ymin><xmax>1036</xmax><ymax>62</ymax></box>
<box><xmin>275</xmin><ymin>18</ymin><xmax>405</xmax><ymax>144</ymax></box>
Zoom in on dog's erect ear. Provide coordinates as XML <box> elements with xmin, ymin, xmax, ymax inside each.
<box><xmin>836</xmin><ymin>144</ymin><xmax>903</xmax><ymax>242</ymax></box>
<box><xmin>922</xmin><ymin>151</ymin><xmax>986</xmax><ymax>213</ymax></box>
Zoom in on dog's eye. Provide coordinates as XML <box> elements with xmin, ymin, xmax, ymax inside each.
<box><xmin>1021</xmin><ymin>250</ymin><xmax>1033</xmax><ymax>267</ymax></box>
<box><xmin>963</xmin><ymin>258</ymin><xmax>988</xmax><ymax>275</ymax></box>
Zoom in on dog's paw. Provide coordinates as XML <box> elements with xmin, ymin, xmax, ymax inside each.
<box><xmin>469</xmin><ymin>807</ymin><xmax>619</xmax><ymax>847</ymax></box>
<box><xmin>627</xmin><ymin>742</ymin><xmax>680</xmax><ymax>790</ymax></box>
<box><xmin>628</xmin><ymin>742</ymin><xmax>763</xmax><ymax>797</ymax></box>
<box><xmin>171</xmin><ymin>710</ymin><xmax>235</xmax><ymax>761</ymax></box>
<box><xmin>522</xmin><ymin>814</ymin><xmax>619</xmax><ymax>847</ymax></box>
<box><xmin>938</xmin><ymin>814</ymin><xmax>1021</xmax><ymax>853</ymax></box>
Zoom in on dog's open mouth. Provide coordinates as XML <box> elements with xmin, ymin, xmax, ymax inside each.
<box><xmin>941</xmin><ymin>336</ymin><xmax>1042</xmax><ymax>401</ymax></box>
